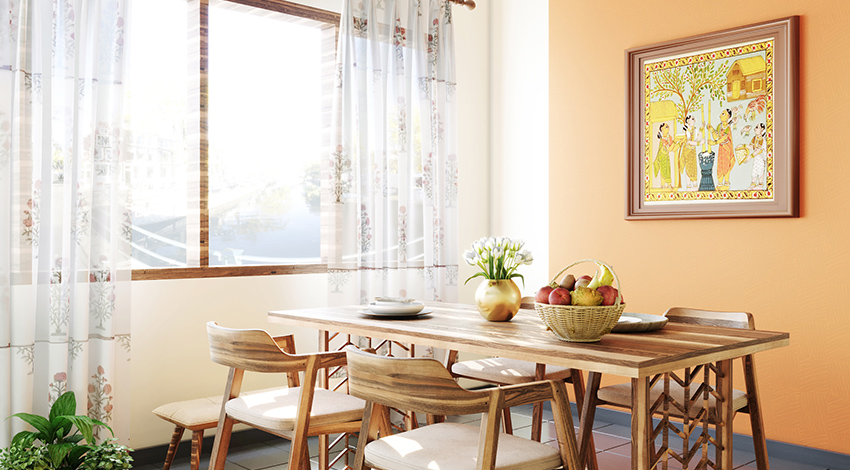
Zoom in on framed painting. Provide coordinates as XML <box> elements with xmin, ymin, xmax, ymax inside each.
<box><xmin>625</xmin><ymin>17</ymin><xmax>799</xmax><ymax>219</ymax></box>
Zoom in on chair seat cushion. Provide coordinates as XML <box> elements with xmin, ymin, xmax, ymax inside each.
<box><xmin>153</xmin><ymin>396</ymin><xmax>222</xmax><ymax>430</ymax></box>
<box><xmin>225</xmin><ymin>387</ymin><xmax>365</xmax><ymax>431</ymax></box>
<box><xmin>451</xmin><ymin>358</ymin><xmax>572</xmax><ymax>385</ymax></box>
<box><xmin>152</xmin><ymin>387</ymin><xmax>294</xmax><ymax>430</ymax></box>
<box><xmin>597</xmin><ymin>381</ymin><xmax>748</xmax><ymax>419</ymax></box>
<box><xmin>364</xmin><ymin>422</ymin><xmax>562</xmax><ymax>470</ymax></box>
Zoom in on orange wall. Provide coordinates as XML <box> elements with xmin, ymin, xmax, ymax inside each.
<box><xmin>550</xmin><ymin>0</ymin><xmax>850</xmax><ymax>455</ymax></box>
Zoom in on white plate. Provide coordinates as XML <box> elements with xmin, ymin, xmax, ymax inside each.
<box><xmin>611</xmin><ymin>312</ymin><xmax>668</xmax><ymax>333</ymax></box>
<box><xmin>617</xmin><ymin>316</ymin><xmax>642</xmax><ymax>324</ymax></box>
<box><xmin>359</xmin><ymin>308</ymin><xmax>432</xmax><ymax>319</ymax></box>
<box><xmin>368</xmin><ymin>301</ymin><xmax>424</xmax><ymax>314</ymax></box>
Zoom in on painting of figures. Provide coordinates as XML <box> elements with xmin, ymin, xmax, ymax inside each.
<box><xmin>644</xmin><ymin>39</ymin><xmax>773</xmax><ymax>203</ymax></box>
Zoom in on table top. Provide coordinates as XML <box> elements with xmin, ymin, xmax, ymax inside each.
<box><xmin>268</xmin><ymin>302</ymin><xmax>790</xmax><ymax>378</ymax></box>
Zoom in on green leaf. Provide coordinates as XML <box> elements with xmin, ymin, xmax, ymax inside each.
<box><xmin>66</xmin><ymin>434</ymin><xmax>86</xmax><ymax>444</ymax></box>
<box><xmin>11</xmin><ymin>430</ymin><xmax>38</xmax><ymax>447</ymax></box>
<box><xmin>51</xmin><ymin>391</ymin><xmax>77</xmax><ymax>419</ymax></box>
<box><xmin>47</xmin><ymin>442</ymin><xmax>74</xmax><ymax>468</ymax></box>
<box><xmin>89</xmin><ymin>418</ymin><xmax>114</xmax><ymax>438</ymax></box>
<box><xmin>59</xmin><ymin>417</ymin><xmax>74</xmax><ymax>439</ymax></box>
<box><xmin>10</xmin><ymin>413</ymin><xmax>52</xmax><ymax>440</ymax></box>
<box><xmin>64</xmin><ymin>416</ymin><xmax>95</xmax><ymax>445</ymax></box>
<box><xmin>510</xmin><ymin>273</ymin><xmax>525</xmax><ymax>288</ymax></box>
<box><xmin>67</xmin><ymin>445</ymin><xmax>92</xmax><ymax>469</ymax></box>
<box><xmin>463</xmin><ymin>272</ymin><xmax>486</xmax><ymax>285</ymax></box>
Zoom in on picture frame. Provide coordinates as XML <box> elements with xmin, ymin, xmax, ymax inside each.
<box><xmin>625</xmin><ymin>17</ymin><xmax>799</xmax><ymax>219</ymax></box>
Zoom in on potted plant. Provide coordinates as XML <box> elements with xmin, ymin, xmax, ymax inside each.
<box><xmin>0</xmin><ymin>391</ymin><xmax>132</xmax><ymax>469</ymax></box>
<box><xmin>463</xmin><ymin>237</ymin><xmax>533</xmax><ymax>322</ymax></box>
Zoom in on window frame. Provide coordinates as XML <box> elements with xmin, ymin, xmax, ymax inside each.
<box><xmin>132</xmin><ymin>0</ymin><xmax>339</xmax><ymax>281</ymax></box>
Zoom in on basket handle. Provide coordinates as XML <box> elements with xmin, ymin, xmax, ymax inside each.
<box><xmin>549</xmin><ymin>259</ymin><xmax>622</xmax><ymax>306</ymax></box>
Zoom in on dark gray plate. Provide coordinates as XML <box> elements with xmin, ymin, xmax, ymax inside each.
<box><xmin>611</xmin><ymin>312</ymin><xmax>668</xmax><ymax>333</ymax></box>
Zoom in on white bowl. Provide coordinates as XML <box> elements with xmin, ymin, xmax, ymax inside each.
<box><xmin>368</xmin><ymin>301</ymin><xmax>425</xmax><ymax>314</ymax></box>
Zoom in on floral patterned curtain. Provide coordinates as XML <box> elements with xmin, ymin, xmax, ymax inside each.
<box><xmin>0</xmin><ymin>0</ymin><xmax>132</xmax><ymax>446</ymax></box>
<box><xmin>326</xmin><ymin>0</ymin><xmax>458</xmax><ymax>307</ymax></box>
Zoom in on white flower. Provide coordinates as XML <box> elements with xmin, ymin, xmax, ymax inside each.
<box><xmin>502</xmin><ymin>237</ymin><xmax>513</xmax><ymax>249</ymax></box>
<box><xmin>520</xmin><ymin>249</ymin><xmax>533</xmax><ymax>265</ymax></box>
<box><xmin>464</xmin><ymin>235</ymin><xmax>533</xmax><ymax>284</ymax></box>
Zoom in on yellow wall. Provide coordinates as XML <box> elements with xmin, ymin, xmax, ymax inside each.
<box><xmin>550</xmin><ymin>0</ymin><xmax>850</xmax><ymax>455</ymax></box>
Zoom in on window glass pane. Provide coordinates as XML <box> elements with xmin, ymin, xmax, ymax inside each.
<box><xmin>126</xmin><ymin>0</ymin><xmax>189</xmax><ymax>268</ymax></box>
<box><xmin>207</xmin><ymin>4</ymin><xmax>323</xmax><ymax>266</ymax></box>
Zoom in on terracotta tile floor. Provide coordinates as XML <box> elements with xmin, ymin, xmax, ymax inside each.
<box><xmin>133</xmin><ymin>403</ymin><xmax>839</xmax><ymax>470</ymax></box>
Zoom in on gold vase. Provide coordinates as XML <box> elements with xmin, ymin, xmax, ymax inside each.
<box><xmin>475</xmin><ymin>279</ymin><xmax>522</xmax><ymax>322</ymax></box>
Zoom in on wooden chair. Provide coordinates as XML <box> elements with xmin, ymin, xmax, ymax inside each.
<box><xmin>578</xmin><ymin>307</ymin><xmax>770</xmax><ymax>470</ymax></box>
<box><xmin>447</xmin><ymin>303</ymin><xmax>599</xmax><ymax>468</ymax></box>
<box><xmin>206</xmin><ymin>322</ymin><xmax>365</xmax><ymax>470</ymax></box>
<box><xmin>345</xmin><ymin>345</ymin><xmax>582</xmax><ymax>470</ymax></box>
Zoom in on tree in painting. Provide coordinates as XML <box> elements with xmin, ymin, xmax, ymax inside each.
<box><xmin>650</xmin><ymin>60</ymin><xmax>730</xmax><ymax>129</ymax></box>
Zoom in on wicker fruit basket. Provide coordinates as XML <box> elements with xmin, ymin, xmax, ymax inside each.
<box><xmin>535</xmin><ymin>259</ymin><xmax>625</xmax><ymax>342</ymax></box>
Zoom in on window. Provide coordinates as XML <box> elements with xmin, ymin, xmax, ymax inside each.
<box><xmin>126</xmin><ymin>0</ymin><xmax>339</xmax><ymax>279</ymax></box>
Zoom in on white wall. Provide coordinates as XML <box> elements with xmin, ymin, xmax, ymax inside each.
<box><xmin>131</xmin><ymin>274</ymin><xmax>329</xmax><ymax>448</ymax></box>
<box><xmin>454</xmin><ymin>2</ymin><xmax>491</xmax><ymax>303</ymax></box>
<box><xmin>130</xmin><ymin>0</ymin><xmax>549</xmax><ymax>449</ymax></box>
<box><xmin>488</xmin><ymin>0</ymin><xmax>549</xmax><ymax>295</ymax></box>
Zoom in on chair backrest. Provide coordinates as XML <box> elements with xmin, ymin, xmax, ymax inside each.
<box><xmin>345</xmin><ymin>346</ymin><xmax>491</xmax><ymax>416</ymax></box>
<box><xmin>664</xmin><ymin>307</ymin><xmax>755</xmax><ymax>330</ymax></box>
<box><xmin>207</xmin><ymin>321</ymin><xmax>308</xmax><ymax>373</ymax></box>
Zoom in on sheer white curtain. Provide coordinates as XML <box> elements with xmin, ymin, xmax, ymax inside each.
<box><xmin>0</xmin><ymin>0</ymin><xmax>132</xmax><ymax>446</ymax></box>
<box><xmin>326</xmin><ymin>0</ymin><xmax>459</xmax><ymax>307</ymax></box>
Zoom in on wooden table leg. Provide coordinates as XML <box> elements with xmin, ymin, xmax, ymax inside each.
<box><xmin>631</xmin><ymin>377</ymin><xmax>651</xmax><ymax>470</ymax></box>
<box><xmin>578</xmin><ymin>371</ymin><xmax>602</xmax><ymax>470</ymax></box>
<box><xmin>716</xmin><ymin>359</ymin><xmax>734</xmax><ymax>469</ymax></box>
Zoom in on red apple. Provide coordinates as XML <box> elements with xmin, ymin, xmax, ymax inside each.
<box><xmin>574</xmin><ymin>275</ymin><xmax>593</xmax><ymax>289</ymax></box>
<box><xmin>549</xmin><ymin>287</ymin><xmax>571</xmax><ymax>305</ymax></box>
<box><xmin>535</xmin><ymin>286</ymin><xmax>554</xmax><ymax>304</ymax></box>
<box><xmin>597</xmin><ymin>285</ymin><xmax>621</xmax><ymax>306</ymax></box>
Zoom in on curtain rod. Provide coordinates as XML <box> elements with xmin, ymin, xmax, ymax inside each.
<box><xmin>448</xmin><ymin>0</ymin><xmax>476</xmax><ymax>10</ymax></box>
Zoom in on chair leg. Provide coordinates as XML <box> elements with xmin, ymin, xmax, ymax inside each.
<box><xmin>163</xmin><ymin>426</ymin><xmax>185</xmax><ymax>470</ymax></box>
<box><xmin>532</xmin><ymin>402</ymin><xmax>543</xmax><ymax>441</ymax></box>
<box><xmin>208</xmin><ymin>416</ymin><xmax>235</xmax><ymax>470</ymax></box>
<box><xmin>190</xmin><ymin>430</ymin><xmax>204</xmax><ymax>470</ymax></box>
<box><xmin>502</xmin><ymin>407</ymin><xmax>514</xmax><ymax>434</ymax></box>
<box><xmin>570</xmin><ymin>369</ymin><xmax>599</xmax><ymax>470</ymax></box>
<box><xmin>743</xmin><ymin>355</ymin><xmax>770</xmax><ymax>470</ymax></box>
<box><xmin>578</xmin><ymin>372</ymin><xmax>602</xmax><ymax>470</ymax></box>
<box><xmin>319</xmin><ymin>434</ymin><xmax>329</xmax><ymax>470</ymax></box>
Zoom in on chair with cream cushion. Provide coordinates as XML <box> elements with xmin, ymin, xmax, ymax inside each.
<box><xmin>153</xmin><ymin>387</ymin><xmax>298</xmax><ymax>470</ymax></box>
<box><xmin>581</xmin><ymin>307</ymin><xmax>770</xmax><ymax>470</ymax></box>
<box><xmin>345</xmin><ymin>345</ymin><xmax>582</xmax><ymax>470</ymax></box>
<box><xmin>206</xmin><ymin>322</ymin><xmax>365</xmax><ymax>470</ymax></box>
<box><xmin>153</xmin><ymin>395</ymin><xmax>221</xmax><ymax>470</ymax></box>
<box><xmin>448</xmin><ymin>299</ymin><xmax>593</xmax><ymax>439</ymax></box>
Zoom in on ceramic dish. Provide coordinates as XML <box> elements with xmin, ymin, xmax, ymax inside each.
<box><xmin>368</xmin><ymin>301</ymin><xmax>425</xmax><ymax>314</ymax></box>
<box><xmin>359</xmin><ymin>308</ymin><xmax>432</xmax><ymax>319</ymax></box>
<box><xmin>611</xmin><ymin>312</ymin><xmax>668</xmax><ymax>333</ymax></box>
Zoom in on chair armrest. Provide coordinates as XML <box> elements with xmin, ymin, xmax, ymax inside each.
<box><xmin>499</xmin><ymin>380</ymin><xmax>555</xmax><ymax>408</ymax></box>
<box><xmin>312</xmin><ymin>349</ymin><xmax>349</xmax><ymax>369</ymax></box>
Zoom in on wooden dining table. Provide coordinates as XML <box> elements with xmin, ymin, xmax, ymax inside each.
<box><xmin>268</xmin><ymin>302</ymin><xmax>789</xmax><ymax>470</ymax></box>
